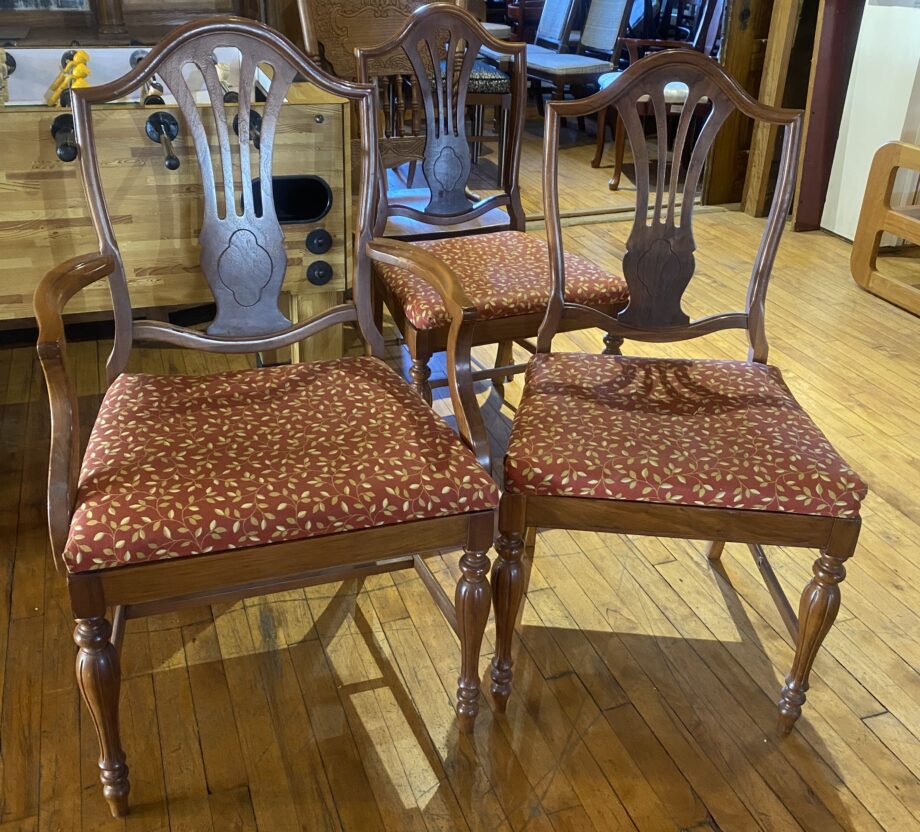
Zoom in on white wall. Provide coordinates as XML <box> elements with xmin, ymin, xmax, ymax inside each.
<box><xmin>821</xmin><ymin>0</ymin><xmax>920</xmax><ymax>242</ymax></box>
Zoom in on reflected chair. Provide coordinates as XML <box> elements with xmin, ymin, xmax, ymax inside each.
<box><xmin>297</xmin><ymin>0</ymin><xmax>513</xmax><ymax>183</ymax></box>
<box><xmin>359</xmin><ymin>4</ymin><xmax>629</xmax><ymax>403</ymax></box>
<box><xmin>591</xmin><ymin>0</ymin><xmax>723</xmax><ymax>189</ymax></box>
<box><xmin>490</xmin><ymin>50</ymin><xmax>868</xmax><ymax>736</ymax></box>
<box><xmin>34</xmin><ymin>18</ymin><xmax>499</xmax><ymax>819</ymax></box>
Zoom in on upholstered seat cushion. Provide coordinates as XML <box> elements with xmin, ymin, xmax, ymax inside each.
<box><xmin>505</xmin><ymin>353</ymin><xmax>867</xmax><ymax>518</ymax></box>
<box><xmin>526</xmin><ymin>50</ymin><xmax>613</xmax><ymax>76</ymax></box>
<box><xmin>64</xmin><ymin>357</ymin><xmax>498</xmax><ymax>573</ymax></box>
<box><xmin>469</xmin><ymin>58</ymin><xmax>512</xmax><ymax>94</ymax></box>
<box><xmin>374</xmin><ymin>230</ymin><xmax>629</xmax><ymax>330</ymax></box>
<box><xmin>437</xmin><ymin>58</ymin><xmax>511</xmax><ymax>95</ymax></box>
<box><xmin>598</xmin><ymin>71</ymin><xmax>702</xmax><ymax>104</ymax></box>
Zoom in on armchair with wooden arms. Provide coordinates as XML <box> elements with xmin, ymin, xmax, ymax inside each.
<box><xmin>490</xmin><ymin>50</ymin><xmax>868</xmax><ymax>738</ymax></box>
<box><xmin>591</xmin><ymin>0</ymin><xmax>724</xmax><ymax>189</ymax></box>
<box><xmin>359</xmin><ymin>4</ymin><xmax>629</xmax><ymax>405</ymax></box>
<box><xmin>34</xmin><ymin>17</ymin><xmax>499</xmax><ymax>819</ymax></box>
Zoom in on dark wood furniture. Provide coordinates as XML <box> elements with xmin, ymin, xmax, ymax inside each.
<box><xmin>358</xmin><ymin>4</ymin><xmax>629</xmax><ymax>403</ymax></box>
<box><xmin>523</xmin><ymin>0</ymin><xmax>630</xmax><ymax>110</ymax></box>
<box><xmin>591</xmin><ymin>0</ymin><xmax>723</xmax><ymax>189</ymax></box>
<box><xmin>490</xmin><ymin>50</ymin><xmax>868</xmax><ymax>738</ymax></box>
<box><xmin>296</xmin><ymin>0</ymin><xmax>510</xmax><ymax>185</ymax></box>
<box><xmin>34</xmin><ymin>17</ymin><xmax>499</xmax><ymax>819</ymax></box>
<box><xmin>506</xmin><ymin>0</ymin><xmax>545</xmax><ymax>41</ymax></box>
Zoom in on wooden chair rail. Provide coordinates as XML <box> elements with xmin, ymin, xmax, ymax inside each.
<box><xmin>131</xmin><ymin>304</ymin><xmax>359</xmax><ymax>353</ymax></box>
<box><xmin>520</xmin><ymin>496</ymin><xmax>846</xmax><ymax>550</ymax></box>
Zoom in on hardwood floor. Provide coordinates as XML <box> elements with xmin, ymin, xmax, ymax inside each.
<box><xmin>2</xmin><ymin>211</ymin><xmax>919</xmax><ymax>830</ymax></box>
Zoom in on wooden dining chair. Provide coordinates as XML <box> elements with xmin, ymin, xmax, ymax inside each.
<box><xmin>297</xmin><ymin>0</ymin><xmax>512</xmax><ymax>183</ymax></box>
<box><xmin>490</xmin><ymin>50</ymin><xmax>868</xmax><ymax>736</ymax></box>
<box><xmin>522</xmin><ymin>0</ymin><xmax>631</xmax><ymax>113</ymax></box>
<box><xmin>359</xmin><ymin>4</ymin><xmax>629</xmax><ymax>403</ymax></box>
<box><xmin>591</xmin><ymin>0</ymin><xmax>724</xmax><ymax>188</ymax></box>
<box><xmin>34</xmin><ymin>17</ymin><xmax>499</xmax><ymax>818</ymax></box>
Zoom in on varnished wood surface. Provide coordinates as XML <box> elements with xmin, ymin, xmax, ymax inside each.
<box><xmin>3</xmin><ymin>211</ymin><xmax>920</xmax><ymax>830</ymax></box>
<box><xmin>0</xmin><ymin>82</ymin><xmax>350</xmax><ymax>329</ymax></box>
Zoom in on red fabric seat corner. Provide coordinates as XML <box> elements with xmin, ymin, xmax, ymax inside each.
<box><xmin>504</xmin><ymin>352</ymin><xmax>867</xmax><ymax>518</ymax></box>
<box><xmin>64</xmin><ymin>356</ymin><xmax>499</xmax><ymax>573</ymax></box>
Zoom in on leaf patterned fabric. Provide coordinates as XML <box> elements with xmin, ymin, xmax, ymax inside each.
<box><xmin>505</xmin><ymin>353</ymin><xmax>867</xmax><ymax>518</ymax></box>
<box><xmin>64</xmin><ymin>357</ymin><xmax>498</xmax><ymax>573</ymax></box>
<box><xmin>374</xmin><ymin>230</ymin><xmax>629</xmax><ymax>330</ymax></box>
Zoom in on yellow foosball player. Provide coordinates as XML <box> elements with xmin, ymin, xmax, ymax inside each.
<box><xmin>44</xmin><ymin>50</ymin><xmax>91</xmax><ymax>106</ymax></box>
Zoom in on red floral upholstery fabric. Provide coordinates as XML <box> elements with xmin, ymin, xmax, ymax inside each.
<box><xmin>505</xmin><ymin>353</ymin><xmax>867</xmax><ymax>518</ymax></box>
<box><xmin>64</xmin><ymin>357</ymin><xmax>498</xmax><ymax>573</ymax></box>
<box><xmin>374</xmin><ymin>230</ymin><xmax>628</xmax><ymax>330</ymax></box>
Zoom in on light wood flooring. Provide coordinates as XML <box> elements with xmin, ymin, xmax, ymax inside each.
<box><xmin>1</xmin><ymin>211</ymin><xmax>919</xmax><ymax>831</ymax></box>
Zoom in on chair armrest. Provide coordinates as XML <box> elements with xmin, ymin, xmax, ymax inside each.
<box><xmin>33</xmin><ymin>253</ymin><xmax>115</xmax><ymax>568</ymax></box>
<box><xmin>365</xmin><ymin>238</ymin><xmax>491</xmax><ymax>474</ymax></box>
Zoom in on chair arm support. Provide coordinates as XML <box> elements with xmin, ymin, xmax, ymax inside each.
<box><xmin>33</xmin><ymin>253</ymin><xmax>116</xmax><ymax>569</ymax></box>
<box><xmin>365</xmin><ymin>238</ymin><xmax>491</xmax><ymax>474</ymax></box>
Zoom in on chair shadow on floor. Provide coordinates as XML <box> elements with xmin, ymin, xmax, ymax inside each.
<box><xmin>128</xmin><ymin>535</ymin><xmax>863</xmax><ymax>832</ymax></box>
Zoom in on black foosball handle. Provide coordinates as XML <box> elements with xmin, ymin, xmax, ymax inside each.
<box><xmin>145</xmin><ymin>111</ymin><xmax>180</xmax><ymax>171</ymax></box>
<box><xmin>51</xmin><ymin>113</ymin><xmax>77</xmax><ymax>162</ymax></box>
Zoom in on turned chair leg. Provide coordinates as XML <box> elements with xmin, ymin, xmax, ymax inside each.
<box><xmin>455</xmin><ymin>545</ymin><xmax>492</xmax><ymax>733</ymax></box>
<box><xmin>603</xmin><ymin>333</ymin><xmax>624</xmax><ymax>355</ymax></box>
<box><xmin>75</xmin><ymin>616</ymin><xmax>130</xmax><ymax>818</ymax></box>
<box><xmin>409</xmin><ymin>355</ymin><xmax>432</xmax><ymax>405</ymax></box>
<box><xmin>490</xmin><ymin>532</ymin><xmax>524</xmax><ymax>712</ymax></box>
<box><xmin>609</xmin><ymin>111</ymin><xmax>627</xmax><ymax>191</ymax></box>
<box><xmin>777</xmin><ymin>551</ymin><xmax>849</xmax><ymax>736</ymax></box>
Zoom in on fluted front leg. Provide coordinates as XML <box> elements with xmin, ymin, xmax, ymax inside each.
<box><xmin>75</xmin><ymin>617</ymin><xmax>130</xmax><ymax>817</ymax></box>
<box><xmin>778</xmin><ymin>553</ymin><xmax>847</xmax><ymax>736</ymax></box>
<box><xmin>490</xmin><ymin>531</ymin><xmax>525</xmax><ymax>711</ymax></box>
<box><xmin>455</xmin><ymin>548</ymin><xmax>491</xmax><ymax>733</ymax></box>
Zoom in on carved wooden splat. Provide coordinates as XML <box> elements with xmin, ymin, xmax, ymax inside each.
<box><xmin>404</xmin><ymin>27</ymin><xmax>482</xmax><ymax>215</ymax></box>
<box><xmin>157</xmin><ymin>36</ymin><xmax>295</xmax><ymax>336</ymax></box>
<box><xmin>614</xmin><ymin>64</ymin><xmax>732</xmax><ymax>330</ymax></box>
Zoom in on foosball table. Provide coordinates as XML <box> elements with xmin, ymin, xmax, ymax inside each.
<box><xmin>0</xmin><ymin>43</ymin><xmax>352</xmax><ymax>361</ymax></box>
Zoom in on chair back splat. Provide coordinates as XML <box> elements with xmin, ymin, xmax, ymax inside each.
<box><xmin>357</xmin><ymin>4</ymin><xmax>526</xmax><ymax>234</ymax></box>
<box><xmin>69</xmin><ymin>17</ymin><xmax>380</xmax><ymax>381</ymax></box>
<box><xmin>538</xmin><ymin>49</ymin><xmax>802</xmax><ymax>362</ymax></box>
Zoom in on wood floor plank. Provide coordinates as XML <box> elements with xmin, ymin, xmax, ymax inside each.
<box><xmin>3</xmin><ymin>211</ymin><xmax>920</xmax><ymax>829</ymax></box>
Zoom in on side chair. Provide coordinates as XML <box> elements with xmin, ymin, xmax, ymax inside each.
<box><xmin>358</xmin><ymin>4</ymin><xmax>629</xmax><ymax>404</ymax></box>
<box><xmin>490</xmin><ymin>50</ymin><xmax>868</xmax><ymax>737</ymax></box>
<box><xmin>34</xmin><ymin>17</ymin><xmax>499</xmax><ymax>818</ymax></box>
